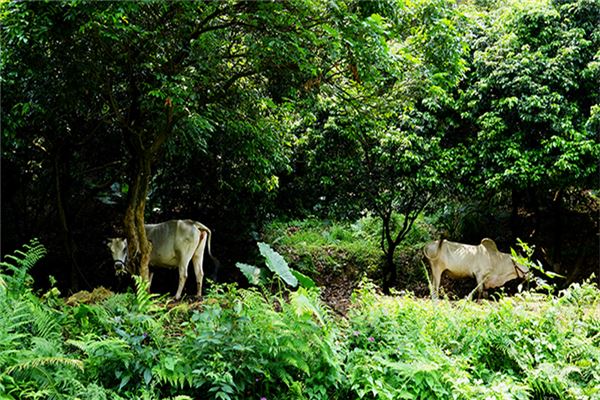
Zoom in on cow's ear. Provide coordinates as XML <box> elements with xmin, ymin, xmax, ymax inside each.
<box><xmin>480</xmin><ymin>238</ymin><xmax>499</xmax><ymax>253</ymax></box>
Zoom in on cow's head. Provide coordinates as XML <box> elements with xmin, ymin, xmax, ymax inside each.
<box><xmin>513</xmin><ymin>259</ymin><xmax>529</xmax><ymax>279</ymax></box>
<box><xmin>106</xmin><ymin>238</ymin><xmax>129</xmax><ymax>275</ymax></box>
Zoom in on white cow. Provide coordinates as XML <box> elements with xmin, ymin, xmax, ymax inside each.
<box><xmin>107</xmin><ymin>219</ymin><xmax>217</xmax><ymax>299</ymax></box>
<box><xmin>423</xmin><ymin>238</ymin><xmax>528</xmax><ymax>299</ymax></box>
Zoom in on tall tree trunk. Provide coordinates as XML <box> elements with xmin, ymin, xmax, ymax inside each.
<box><xmin>123</xmin><ymin>154</ymin><xmax>153</xmax><ymax>282</ymax></box>
<box><xmin>527</xmin><ymin>187</ymin><xmax>541</xmax><ymax>240</ymax></box>
<box><xmin>550</xmin><ymin>189</ymin><xmax>563</xmax><ymax>275</ymax></box>
<box><xmin>54</xmin><ymin>150</ymin><xmax>80</xmax><ymax>292</ymax></box>
<box><xmin>382</xmin><ymin>243</ymin><xmax>397</xmax><ymax>294</ymax></box>
<box><xmin>510</xmin><ymin>189</ymin><xmax>521</xmax><ymax>238</ymax></box>
<box><xmin>117</xmin><ymin>91</ymin><xmax>173</xmax><ymax>285</ymax></box>
<box><xmin>380</xmin><ymin>212</ymin><xmax>398</xmax><ymax>294</ymax></box>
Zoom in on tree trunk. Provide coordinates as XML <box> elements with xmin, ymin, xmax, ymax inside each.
<box><xmin>382</xmin><ymin>244</ymin><xmax>397</xmax><ymax>294</ymax></box>
<box><xmin>123</xmin><ymin>154</ymin><xmax>153</xmax><ymax>282</ymax></box>
<box><xmin>550</xmin><ymin>189</ymin><xmax>563</xmax><ymax>275</ymax></box>
<box><xmin>54</xmin><ymin>152</ymin><xmax>80</xmax><ymax>292</ymax></box>
<box><xmin>380</xmin><ymin>211</ymin><xmax>398</xmax><ymax>294</ymax></box>
<box><xmin>510</xmin><ymin>189</ymin><xmax>521</xmax><ymax>238</ymax></box>
<box><xmin>116</xmin><ymin>87</ymin><xmax>173</xmax><ymax>284</ymax></box>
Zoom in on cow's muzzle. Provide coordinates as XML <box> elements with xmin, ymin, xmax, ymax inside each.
<box><xmin>114</xmin><ymin>260</ymin><xmax>128</xmax><ymax>276</ymax></box>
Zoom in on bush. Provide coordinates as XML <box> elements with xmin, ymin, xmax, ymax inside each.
<box><xmin>263</xmin><ymin>217</ymin><xmax>381</xmax><ymax>278</ymax></box>
<box><xmin>160</xmin><ymin>286</ymin><xmax>343</xmax><ymax>399</ymax></box>
<box><xmin>2</xmin><ymin>241</ymin><xmax>599</xmax><ymax>399</ymax></box>
<box><xmin>0</xmin><ymin>241</ymin><xmax>87</xmax><ymax>399</ymax></box>
<box><xmin>344</xmin><ymin>281</ymin><xmax>600</xmax><ymax>399</ymax></box>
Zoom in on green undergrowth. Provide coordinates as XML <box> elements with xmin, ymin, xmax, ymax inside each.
<box><xmin>2</xmin><ymin>241</ymin><xmax>599</xmax><ymax>399</ymax></box>
<box><xmin>347</xmin><ymin>282</ymin><xmax>600</xmax><ymax>400</ymax></box>
<box><xmin>263</xmin><ymin>218</ymin><xmax>381</xmax><ymax>279</ymax></box>
<box><xmin>263</xmin><ymin>216</ymin><xmax>432</xmax><ymax>285</ymax></box>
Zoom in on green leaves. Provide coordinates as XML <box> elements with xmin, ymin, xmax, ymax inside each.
<box><xmin>235</xmin><ymin>263</ymin><xmax>263</xmax><ymax>286</ymax></box>
<box><xmin>0</xmin><ymin>239</ymin><xmax>46</xmax><ymax>294</ymax></box>
<box><xmin>347</xmin><ymin>283</ymin><xmax>600</xmax><ymax>399</ymax></box>
<box><xmin>236</xmin><ymin>242</ymin><xmax>318</xmax><ymax>289</ymax></box>
<box><xmin>461</xmin><ymin>0</ymin><xmax>600</xmax><ymax>193</ymax></box>
<box><xmin>2</xmin><ymin>239</ymin><xmax>600</xmax><ymax>399</ymax></box>
<box><xmin>258</xmin><ymin>242</ymin><xmax>298</xmax><ymax>287</ymax></box>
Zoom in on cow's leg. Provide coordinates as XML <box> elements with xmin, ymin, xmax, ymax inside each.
<box><xmin>473</xmin><ymin>272</ymin><xmax>487</xmax><ymax>302</ymax></box>
<box><xmin>192</xmin><ymin>231</ymin><xmax>207</xmax><ymax>298</ymax></box>
<box><xmin>175</xmin><ymin>251</ymin><xmax>194</xmax><ymax>300</ymax></box>
<box><xmin>430</xmin><ymin>264</ymin><xmax>443</xmax><ymax>299</ymax></box>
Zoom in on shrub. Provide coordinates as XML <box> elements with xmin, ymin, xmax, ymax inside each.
<box><xmin>3</xmin><ymin>240</ymin><xmax>598</xmax><ymax>399</ymax></box>
<box><xmin>264</xmin><ymin>218</ymin><xmax>380</xmax><ymax>274</ymax></box>
<box><xmin>0</xmin><ymin>240</ymin><xmax>86</xmax><ymax>399</ymax></box>
<box><xmin>155</xmin><ymin>285</ymin><xmax>343</xmax><ymax>400</ymax></box>
<box><xmin>344</xmin><ymin>281</ymin><xmax>600</xmax><ymax>399</ymax></box>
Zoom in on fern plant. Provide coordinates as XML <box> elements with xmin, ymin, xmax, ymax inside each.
<box><xmin>0</xmin><ymin>240</ymin><xmax>84</xmax><ymax>400</ymax></box>
<box><xmin>132</xmin><ymin>275</ymin><xmax>160</xmax><ymax>314</ymax></box>
<box><xmin>0</xmin><ymin>239</ymin><xmax>46</xmax><ymax>293</ymax></box>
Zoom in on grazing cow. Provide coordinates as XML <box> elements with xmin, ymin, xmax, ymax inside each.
<box><xmin>107</xmin><ymin>220</ymin><xmax>218</xmax><ymax>299</ymax></box>
<box><xmin>423</xmin><ymin>238</ymin><xmax>528</xmax><ymax>299</ymax></box>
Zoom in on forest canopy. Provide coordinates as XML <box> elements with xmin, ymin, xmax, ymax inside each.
<box><xmin>1</xmin><ymin>0</ymin><xmax>598</xmax><ymax>294</ymax></box>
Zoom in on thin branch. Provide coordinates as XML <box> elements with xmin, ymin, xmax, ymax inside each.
<box><xmin>217</xmin><ymin>69</ymin><xmax>260</xmax><ymax>97</ymax></box>
<box><xmin>82</xmin><ymin>160</ymin><xmax>124</xmax><ymax>176</ymax></box>
<box><xmin>166</xmin><ymin>8</ymin><xmax>234</xmax><ymax>70</ymax></box>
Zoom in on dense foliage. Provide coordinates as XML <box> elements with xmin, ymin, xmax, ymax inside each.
<box><xmin>2</xmin><ymin>241</ymin><xmax>599</xmax><ymax>399</ymax></box>
<box><xmin>1</xmin><ymin>1</ymin><xmax>598</xmax><ymax>398</ymax></box>
<box><xmin>2</xmin><ymin>0</ymin><xmax>598</xmax><ymax>397</ymax></box>
<box><xmin>346</xmin><ymin>282</ymin><xmax>600</xmax><ymax>399</ymax></box>
<box><xmin>2</xmin><ymin>0</ymin><xmax>598</xmax><ymax>292</ymax></box>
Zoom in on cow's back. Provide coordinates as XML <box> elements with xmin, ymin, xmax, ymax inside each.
<box><xmin>439</xmin><ymin>241</ymin><xmax>488</xmax><ymax>279</ymax></box>
<box><xmin>145</xmin><ymin>220</ymin><xmax>201</xmax><ymax>268</ymax></box>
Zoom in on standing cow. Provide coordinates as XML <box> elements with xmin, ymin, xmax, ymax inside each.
<box><xmin>107</xmin><ymin>219</ymin><xmax>218</xmax><ymax>299</ymax></box>
<box><xmin>423</xmin><ymin>238</ymin><xmax>528</xmax><ymax>299</ymax></box>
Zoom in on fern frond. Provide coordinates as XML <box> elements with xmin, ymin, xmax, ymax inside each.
<box><xmin>1</xmin><ymin>299</ymin><xmax>33</xmax><ymax>332</ymax></box>
<box><xmin>153</xmin><ymin>357</ymin><xmax>193</xmax><ymax>389</ymax></box>
<box><xmin>290</xmin><ymin>290</ymin><xmax>325</xmax><ymax>326</ymax></box>
<box><xmin>0</xmin><ymin>239</ymin><xmax>47</xmax><ymax>291</ymax></box>
<box><xmin>75</xmin><ymin>336</ymin><xmax>131</xmax><ymax>355</ymax></box>
<box><xmin>29</xmin><ymin>303</ymin><xmax>61</xmax><ymax>340</ymax></box>
<box><xmin>6</xmin><ymin>356</ymin><xmax>84</xmax><ymax>375</ymax></box>
<box><xmin>133</xmin><ymin>275</ymin><xmax>157</xmax><ymax>313</ymax></box>
<box><xmin>65</xmin><ymin>338</ymin><xmax>90</xmax><ymax>353</ymax></box>
<box><xmin>0</xmin><ymin>275</ymin><xmax>6</xmax><ymax>298</ymax></box>
<box><xmin>567</xmin><ymin>337</ymin><xmax>599</xmax><ymax>363</ymax></box>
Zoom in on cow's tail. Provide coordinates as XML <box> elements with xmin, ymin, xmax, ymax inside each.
<box><xmin>424</xmin><ymin>237</ymin><xmax>444</xmax><ymax>260</ymax></box>
<box><xmin>193</xmin><ymin>222</ymin><xmax>221</xmax><ymax>269</ymax></box>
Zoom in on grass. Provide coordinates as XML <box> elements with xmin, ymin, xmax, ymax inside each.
<box><xmin>262</xmin><ymin>218</ymin><xmax>382</xmax><ymax>286</ymax></box>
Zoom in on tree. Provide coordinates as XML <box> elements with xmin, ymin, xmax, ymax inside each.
<box><xmin>3</xmin><ymin>0</ymin><xmax>346</xmax><ymax>285</ymax></box>
<box><xmin>281</xmin><ymin>0</ymin><xmax>468</xmax><ymax>291</ymax></box>
<box><xmin>2</xmin><ymin>2</ymin><xmax>117</xmax><ymax>290</ymax></box>
<box><xmin>462</xmin><ymin>0</ymin><xmax>599</xmax><ymax>194</ymax></box>
<box><xmin>457</xmin><ymin>0</ymin><xmax>599</xmax><ymax>276</ymax></box>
